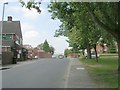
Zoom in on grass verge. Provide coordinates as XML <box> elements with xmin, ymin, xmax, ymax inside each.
<box><xmin>80</xmin><ymin>56</ymin><xmax>118</xmax><ymax>88</ymax></box>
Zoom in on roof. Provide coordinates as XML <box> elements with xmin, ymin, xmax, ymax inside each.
<box><xmin>0</xmin><ymin>21</ymin><xmax>22</xmax><ymax>39</ymax></box>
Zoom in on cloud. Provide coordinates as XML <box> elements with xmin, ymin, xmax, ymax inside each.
<box><xmin>22</xmin><ymin>8</ymin><xmax>40</xmax><ymax>20</ymax></box>
<box><xmin>7</xmin><ymin>6</ymin><xmax>21</xmax><ymax>13</ymax></box>
<box><xmin>24</xmin><ymin>31</ymin><xmax>40</xmax><ymax>38</ymax></box>
<box><xmin>23</xmin><ymin>30</ymin><xmax>42</xmax><ymax>47</ymax></box>
<box><xmin>7</xmin><ymin>4</ymin><xmax>46</xmax><ymax>20</ymax></box>
<box><xmin>21</xmin><ymin>23</ymin><xmax>40</xmax><ymax>45</ymax></box>
<box><xmin>21</xmin><ymin>6</ymin><xmax>47</xmax><ymax>20</ymax></box>
<box><xmin>21</xmin><ymin>23</ymin><xmax>35</xmax><ymax>32</ymax></box>
<box><xmin>0</xmin><ymin>0</ymin><xmax>17</xmax><ymax>3</ymax></box>
<box><xmin>21</xmin><ymin>22</ymin><xmax>69</xmax><ymax>54</ymax></box>
<box><xmin>48</xmin><ymin>36</ymin><xmax>69</xmax><ymax>54</ymax></box>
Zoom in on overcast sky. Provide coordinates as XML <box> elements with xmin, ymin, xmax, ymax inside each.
<box><xmin>0</xmin><ymin>0</ymin><xmax>69</xmax><ymax>54</ymax></box>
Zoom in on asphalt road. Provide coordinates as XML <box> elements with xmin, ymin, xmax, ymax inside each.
<box><xmin>2</xmin><ymin>58</ymin><xmax>70</xmax><ymax>88</ymax></box>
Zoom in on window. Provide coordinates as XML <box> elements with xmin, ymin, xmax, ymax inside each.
<box><xmin>2</xmin><ymin>34</ymin><xmax>12</xmax><ymax>40</ymax></box>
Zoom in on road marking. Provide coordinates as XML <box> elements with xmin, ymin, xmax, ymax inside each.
<box><xmin>64</xmin><ymin>59</ymin><xmax>72</xmax><ymax>88</ymax></box>
<box><xmin>76</xmin><ymin>67</ymin><xmax>85</xmax><ymax>70</ymax></box>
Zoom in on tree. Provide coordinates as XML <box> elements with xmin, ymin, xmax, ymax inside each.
<box><xmin>42</xmin><ymin>40</ymin><xmax>50</xmax><ymax>53</ymax></box>
<box><xmin>49</xmin><ymin>2</ymin><xmax>110</xmax><ymax>61</ymax></box>
<box><xmin>37</xmin><ymin>40</ymin><xmax>55</xmax><ymax>55</ymax></box>
<box><xmin>19</xmin><ymin>0</ymin><xmax>41</xmax><ymax>13</ymax></box>
<box><xmin>48</xmin><ymin>2</ymin><xmax>120</xmax><ymax>68</ymax></box>
<box><xmin>37</xmin><ymin>43</ymin><xmax>43</xmax><ymax>50</ymax></box>
<box><xmin>49</xmin><ymin>46</ymin><xmax>55</xmax><ymax>55</ymax></box>
<box><xmin>64</xmin><ymin>49</ymin><xmax>72</xmax><ymax>57</ymax></box>
<box><xmin>109</xmin><ymin>41</ymin><xmax>117</xmax><ymax>53</ymax></box>
<box><xmin>85</xmin><ymin>2</ymin><xmax>120</xmax><ymax>71</ymax></box>
<box><xmin>19</xmin><ymin>0</ymin><xmax>120</xmax><ymax>73</ymax></box>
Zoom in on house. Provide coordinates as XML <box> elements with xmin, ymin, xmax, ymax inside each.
<box><xmin>23</xmin><ymin>45</ymin><xmax>52</xmax><ymax>59</ymax></box>
<box><xmin>96</xmin><ymin>44</ymin><xmax>109</xmax><ymax>53</ymax></box>
<box><xmin>68</xmin><ymin>52</ymin><xmax>78</xmax><ymax>58</ymax></box>
<box><xmin>23</xmin><ymin>45</ymin><xmax>33</xmax><ymax>59</ymax></box>
<box><xmin>35</xmin><ymin>48</ymin><xmax>52</xmax><ymax>58</ymax></box>
<box><xmin>1</xmin><ymin>16</ymin><xmax>23</xmax><ymax>65</ymax></box>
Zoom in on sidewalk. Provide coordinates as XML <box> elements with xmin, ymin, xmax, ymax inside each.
<box><xmin>67</xmin><ymin>58</ymin><xmax>97</xmax><ymax>88</ymax></box>
<box><xmin>0</xmin><ymin>59</ymin><xmax>37</xmax><ymax>70</ymax></box>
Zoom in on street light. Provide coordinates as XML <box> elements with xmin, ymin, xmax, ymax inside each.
<box><xmin>0</xmin><ymin>2</ymin><xmax>8</xmax><ymax>65</ymax></box>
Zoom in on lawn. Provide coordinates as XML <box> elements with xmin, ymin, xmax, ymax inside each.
<box><xmin>80</xmin><ymin>55</ymin><xmax>118</xmax><ymax>88</ymax></box>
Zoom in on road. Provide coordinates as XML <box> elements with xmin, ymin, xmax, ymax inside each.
<box><xmin>2</xmin><ymin>58</ymin><xmax>70</xmax><ymax>88</ymax></box>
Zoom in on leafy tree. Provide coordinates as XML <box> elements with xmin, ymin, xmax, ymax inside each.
<box><xmin>109</xmin><ymin>41</ymin><xmax>117</xmax><ymax>53</ymax></box>
<box><xmin>48</xmin><ymin>2</ymin><xmax>120</xmax><ymax>66</ymax></box>
<box><xmin>19</xmin><ymin>1</ymin><xmax>120</xmax><ymax>73</ymax></box>
<box><xmin>37</xmin><ymin>43</ymin><xmax>43</xmax><ymax>50</ymax></box>
<box><xmin>49</xmin><ymin>46</ymin><xmax>55</xmax><ymax>55</ymax></box>
<box><xmin>37</xmin><ymin>40</ymin><xmax>55</xmax><ymax>55</ymax></box>
<box><xmin>43</xmin><ymin>40</ymin><xmax>50</xmax><ymax>53</ymax></box>
<box><xmin>64</xmin><ymin>49</ymin><xmax>71</xmax><ymax>57</ymax></box>
<box><xmin>19</xmin><ymin>0</ymin><xmax>41</xmax><ymax>13</ymax></box>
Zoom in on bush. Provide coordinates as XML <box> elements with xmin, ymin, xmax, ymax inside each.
<box><xmin>109</xmin><ymin>48</ymin><xmax>116</xmax><ymax>53</ymax></box>
<box><xmin>80</xmin><ymin>55</ymin><xmax>86</xmax><ymax>59</ymax></box>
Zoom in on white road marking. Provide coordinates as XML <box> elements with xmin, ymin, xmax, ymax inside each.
<box><xmin>64</xmin><ymin>59</ymin><xmax>72</xmax><ymax>88</ymax></box>
<box><xmin>76</xmin><ymin>67</ymin><xmax>85</xmax><ymax>70</ymax></box>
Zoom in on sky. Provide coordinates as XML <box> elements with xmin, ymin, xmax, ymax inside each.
<box><xmin>0</xmin><ymin>0</ymin><xmax>69</xmax><ymax>54</ymax></box>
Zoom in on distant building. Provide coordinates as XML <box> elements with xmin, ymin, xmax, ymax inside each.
<box><xmin>1</xmin><ymin>16</ymin><xmax>23</xmax><ymax>65</ymax></box>
<box><xmin>23</xmin><ymin>45</ymin><xmax>52</xmax><ymax>59</ymax></box>
<box><xmin>23</xmin><ymin>45</ymin><xmax>33</xmax><ymax>59</ymax></box>
<box><xmin>68</xmin><ymin>52</ymin><xmax>78</xmax><ymax>58</ymax></box>
<box><xmin>96</xmin><ymin>44</ymin><xmax>109</xmax><ymax>53</ymax></box>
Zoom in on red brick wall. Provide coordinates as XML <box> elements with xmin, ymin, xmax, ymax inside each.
<box><xmin>38</xmin><ymin>52</ymin><xmax>52</xmax><ymax>58</ymax></box>
<box><xmin>68</xmin><ymin>53</ymin><xmax>78</xmax><ymax>58</ymax></box>
<box><xmin>2</xmin><ymin>52</ymin><xmax>14</xmax><ymax>65</ymax></box>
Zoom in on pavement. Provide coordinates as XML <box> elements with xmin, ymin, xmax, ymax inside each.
<box><xmin>1</xmin><ymin>58</ymin><xmax>97</xmax><ymax>88</ymax></box>
<box><xmin>0</xmin><ymin>59</ymin><xmax>38</xmax><ymax>69</ymax></box>
<box><xmin>66</xmin><ymin>58</ymin><xmax>97</xmax><ymax>88</ymax></box>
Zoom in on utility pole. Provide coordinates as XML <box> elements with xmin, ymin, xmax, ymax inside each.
<box><xmin>0</xmin><ymin>2</ymin><xmax>8</xmax><ymax>65</ymax></box>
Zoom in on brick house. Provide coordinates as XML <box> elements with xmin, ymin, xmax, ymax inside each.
<box><xmin>1</xmin><ymin>16</ymin><xmax>23</xmax><ymax>65</ymax></box>
<box><xmin>95</xmin><ymin>44</ymin><xmax>108</xmax><ymax>53</ymax></box>
<box><xmin>23</xmin><ymin>45</ymin><xmax>52</xmax><ymax>59</ymax></box>
<box><xmin>23</xmin><ymin>45</ymin><xmax>33</xmax><ymax>59</ymax></box>
<box><xmin>68</xmin><ymin>52</ymin><xmax>78</xmax><ymax>58</ymax></box>
<box><xmin>96</xmin><ymin>43</ymin><xmax>118</xmax><ymax>53</ymax></box>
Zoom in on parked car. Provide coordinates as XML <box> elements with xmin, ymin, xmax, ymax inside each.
<box><xmin>91</xmin><ymin>53</ymin><xmax>100</xmax><ymax>58</ymax></box>
<box><xmin>84</xmin><ymin>52</ymin><xmax>99</xmax><ymax>58</ymax></box>
<box><xmin>52</xmin><ymin>55</ymin><xmax>56</xmax><ymax>58</ymax></box>
<box><xmin>34</xmin><ymin>56</ymin><xmax>38</xmax><ymax>59</ymax></box>
<box><xmin>58</xmin><ymin>55</ymin><xmax>64</xmax><ymax>59</ymax></box>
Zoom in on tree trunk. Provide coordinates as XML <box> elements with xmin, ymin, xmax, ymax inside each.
<box><xmin>82</xmin><ymin>49</ymin><xmax>85</xmax><ymax>55</ymax></box>
<box><xmin>94</xmin><ymin>44</ymin><xmax>98</xmax><ymax>62</ymax></box>
<box><xmin>118</xmin><ymin>1</ymin><xmax>120</xmax><ymax>85</ymax></box>
<box><xmin>117</xmin><ymin>40</ymin><xmax>120</xmax><ymax>88</ymax></box>
<box><xmin>118</xmin><ymin>40</ymin><xmax>120</xmax><ymax>73</ymax></box>
<box><xmin>87</xmin><ymin>44</ymin><xmax>91</xmax><ymax>59</ymax></box>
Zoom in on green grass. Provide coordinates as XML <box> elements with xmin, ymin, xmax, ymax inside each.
<box><xmin>100</xmin><ymin>53</ymin><xmax>118</xmax><ymax>56</ymax></box>
<box><xmin>80</xmin><ymin>56</ymin><xmax>118</xmax><ymax>88</ymax></box>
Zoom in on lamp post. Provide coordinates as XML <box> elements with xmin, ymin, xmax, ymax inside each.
<box><xmin>0</xmin><ymin>2</ymin><xmax>8</xmax><ymax>65</ymax></box>
<box><xmin>1</xmin><ymin>2</ymin><xmax>8</xmax><ymax>36</ymax></box>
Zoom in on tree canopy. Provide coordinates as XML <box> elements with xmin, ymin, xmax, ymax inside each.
<box><xmin>37</xmin><ymin>40</ymin><xmax>55</xmax><ymax>55</ymax></box>
<box><xmin>19</xmin><ymin>1</ymin><xmax>120</xmax><ymax>72</ymax></box>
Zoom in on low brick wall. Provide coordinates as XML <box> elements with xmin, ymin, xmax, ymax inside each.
<box><xmin>38</xmin><ymin>52</ymin><xmax>52</xmax><ymax>58</ymax></box>
<box><xmin>2</xmin><ymin>52</ymin><xmax>14</xmax><ymax>65</ymax></box>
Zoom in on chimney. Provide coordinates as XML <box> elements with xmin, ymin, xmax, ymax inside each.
<box><xmin>8</xmin><ymin>16</ymin><xmax>12</xmax><ymax>21</ymax></box>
